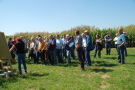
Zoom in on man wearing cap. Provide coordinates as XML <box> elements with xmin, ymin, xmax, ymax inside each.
<box><xmin>104</xmin><ymin>32</ymin><xmax>112</xmax><ymax>55</ymax></box>
<box><xmin>117</xmin><ymin>28</ymin><xmax>126</xmax><ymax>64</ymax></box>
<box><xmin>84</xmin><ymin>30</ymin><xmax>94</xmax><ymax>66</ymax></box>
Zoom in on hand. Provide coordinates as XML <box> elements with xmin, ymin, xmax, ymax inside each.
<box><xmin>119</xmin><ymin>45</ymin><xmax>122</xmax><ymax>47</ymax></box>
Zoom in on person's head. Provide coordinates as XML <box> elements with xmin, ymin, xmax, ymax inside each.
<box><xmin>44</xmin><ymin>36</ymin><xmax>47</xmax><ymax>39</ymax></box>
<box><xmin>20</xmin><ymin>36</ymin><xmax>24</xmax><ymax>40</ymax></box>
<box><xmin>123</xmin><ymin>32</ymin><xmax>127</xmax><ymax>35</ymax></box>
<box><xmin>8</xmin><ymin>38</ymin><xmax>12</xmax><ymax>41</ymax></box>
<box><xmin>36</xmin><ymin>35</ymin><xmax>41</xmax><ymax>40</ymax></box>
<box><xmin>75</xmin><ymin>30</ymin><xmax>80</xmax><ymax>36</ymax></box>
<box><xmin>13</xmin><ymin>36</ymin><xmax>16</xmax><ymax>40</ymax></box>
<box><xmin>81</xmin><ymin>33</ymin><xmax>85</xmax><ymax>38</ymax></box>
<box><xmin>38</xmin><ymin>36</ymin><xmax>42</xmax><ymax>42</ymax></box>
<box><xmin>56</xmin><ymin>35</ymin><xmax>60</xmax><ymax>39</ymax></box>
<box><xmin>118</xmin><ymin>28</ymin><xmax>123</xmax><ymax>34</ymax></box>
<box><xmin>115</xmin><ymin>33</ymin><xmax>119</xmax><ymax>37</ymax></box>
<box><xmin>31</xmin><ymin>37</ymin><xmax>35</xmax><ymax>42</ymax></box>
<box><xmin>106</xmin><ymin>32</ymin><xmax>110</xmax><ymax>36</ymax></box>
<box><xmin>84</xmin><ymin>30</ymin><xmax>89</xmax><ymax>35</ymax></box>
<box><xmin>49</xmin><ymin>35</ymin><xmax>53</xmax><ymax>39</ymax></box>
<box><xmin>96</xmin><ymin>34</ymin><xmax>100</xmax><ymax>39</ymax></box>
<box><xmin>46</xmin><ymin>37</ymin><xmax>49</xmax><ymax>42</ymax></box>
<box><xmin>66</xmin><ymin>34</ymin><xmax>70</xmax><ymax>39</ymax></box>
<box><xmin>16</xmin><ymin>37</ymin><xmax>22</xmax><ymax>42</ymax></box>
<box><xmin>64</xmin><ymin>34</ymin><xmax>66</xmax><ymax>38</ymax></box>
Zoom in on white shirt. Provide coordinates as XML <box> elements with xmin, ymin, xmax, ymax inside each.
<box><xmin>82</xmin><ymin>37</ymin><xmax>86</xmax><ymax>47</ymax></box>
<box><xmin>113</xmin><ymin>37</ymin><xmax>118</xmax><ymax>44</ymax></box>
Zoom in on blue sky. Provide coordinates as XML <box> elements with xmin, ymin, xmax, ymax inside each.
<box><xmin>0</xmin><ymin>0</ymin><xmax>135</xmax><ymax>35</ymax></box>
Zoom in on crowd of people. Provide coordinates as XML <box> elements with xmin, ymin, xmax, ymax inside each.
<box><xmin>7</xmin><ymin>28</ymin><xmax>127</xmax><ymax>75</ymax></box>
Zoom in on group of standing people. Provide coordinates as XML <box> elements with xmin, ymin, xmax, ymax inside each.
<box><xmin>7</xmin><ymin>28</ymin><xmax>127</xmax><ymax>74</ymax></box>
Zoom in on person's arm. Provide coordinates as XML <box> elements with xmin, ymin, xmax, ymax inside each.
<box><xmin>9</xmin><ymin>45</ymin><xmax>16</xmax><ymax>52</ymax></box>
<box><xmin>113</xmin><ymin>37</ymin><xmax>117</xmax><ymax>41</ymax></box>
<box><xmin>51</xmin><ymin>39</ymin><xmax>56</xmax><ymax>45</ymax></box>
<box><xmin>104</xmin><ymin>36</ymin><xmax>108</xmax><ymax>42</ymax></box>
<box><xmin>119</xmin><ymin>41</ymin><xmax>126</xmax><ymax>47</ymax></box>
<box><xmin>76</xmin><ymin>44</ymin><xmax>80</xmax><ymax>49</ymax></box>
<box><xmin>119</xmin><ymin>35</ymin><xmax>126</xmax><ymax>46</ymax></box>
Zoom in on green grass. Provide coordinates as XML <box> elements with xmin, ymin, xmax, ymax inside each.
<box><xmin>0</xmin><ymin>48</ymin><xmax>135</xmax><ymax>90</ymax></box>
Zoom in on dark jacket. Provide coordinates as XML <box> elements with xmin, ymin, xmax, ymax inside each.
<box><xmin>85</xmin><ymin>35</ymin><xmax>94</xmax><ymax>51</ymax></box>
<box><xmin>64</xmin><ymin>37</ymin><xmax>73</xmax><ymax>50</ymax></box>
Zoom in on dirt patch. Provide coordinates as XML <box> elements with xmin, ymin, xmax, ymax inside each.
<box><xmin>100</xmin><ymin>84</ymin><xmax>110</xmax><ymax>89</ymax></box>
<box><xmin>101</xmin><ymin>74</ymin><xmax>110</xmax><ymax>79</ymax></box>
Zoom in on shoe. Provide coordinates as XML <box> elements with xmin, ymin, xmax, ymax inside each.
<box><xmin>18</xmin><ymin>72</ymin><xmax>22</xmax><ymax>75</ymax></box>
<box><xmin>25</xmin><ymin>71</ymin><xmax>27</xmax><ymax>74</ymax></box>
<box><xmin>81</xmin><ymin>68</ymin><xmax>85</xmax><ymax>71</ymax></box>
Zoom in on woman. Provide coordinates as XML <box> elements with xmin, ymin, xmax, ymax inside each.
<box><xmin>94</xmin><ymin>35</ymin><xmax>102</xmax><ymax>58</ymax></box>
<box><xmin>9</xmin><ymin>37</ymin><xmax>27</xmax><ymax>75</ymax></box>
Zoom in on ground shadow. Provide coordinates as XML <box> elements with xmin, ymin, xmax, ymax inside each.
<box><xmin>91</xmin><ymin>68</ymin><xmax>113</xmax><ymax>73</ymax></box>
<box><xmin>28</xmin><ymin>73</ymin><xmax>49</xmax><ymax>77</ymax></box>
<box><xmin>93</xmin><ymin>61</ymin><xmax>118</xmax><ymax>67</ymax></box>
<box><xmin>103</xmin><ymin>56</ymin><xmax>117</xmax><ymax>60</ymax></box>
<box><xmin>57</xmin><ymin>61</ymin><xmax>79</xmax><ymax>67</ymax></box>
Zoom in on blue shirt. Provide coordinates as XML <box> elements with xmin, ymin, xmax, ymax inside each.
<box><xmin>104</xmin><ymin>36</ymin><xmax>111</xmax><ymax>45</ymax></box>
<box><xmin>117</xmin><ymin>33</ymin><xmax>126</xmax><ymax>44</ymax></box>
<box><xmin>56</xmin><ymin>39</ymin><xmax>63</xmax><ymax>49</ymax></box>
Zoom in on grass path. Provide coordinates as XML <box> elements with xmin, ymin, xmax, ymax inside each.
<box><xmin>0</xmin><ymin>49</ymin><xmax>135</xmax><ymax>90</ymax></box>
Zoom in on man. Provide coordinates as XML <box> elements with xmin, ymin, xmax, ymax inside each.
<box><xmin>49</xmin><ymin>35</ymin><xmax>57</xmax><ymax>65</ymax></box>
<box><xmin>104</xmin><ymin>32</ymin><xmax>112</xmax><ymax>55</ymax></box>
<box><xmin>117</xmin><ymin>28</ymin><xmax>126</xmax><ymax>64</ymax></box>
<box><xmin>84</xmin><ymin>30</ymin><xmax>94</xmax><ymax>66</ymax></box>
<box><xmin>75</xmin><ymin>30</ymin><xmax>84</xmax><ymax>70</ymax></box>
<box><xmin>38</xmin><ymin>36</ymin><xmax>46</xmax><ymax>65</ymax></box>
<box><xmin>56</xmin><ymin>35</ymin><xmax>63</xmax><ymax>63</ymax></box>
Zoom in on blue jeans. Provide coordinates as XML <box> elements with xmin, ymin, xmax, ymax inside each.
<box><xmin>16</xmin><ymin>53</ymin><xmax>27</xmax><ymax>73</ymax></box>
<box><xmin>85</xmin><ymin>50</ymin><xmax>91</xmax><ymax>66</ymax></box>
<box><xmin>124</xmin><ymin>44</ymin><xmax>127</xmax><ymax>57</ymax></box>
<box><xmin>70</xmin><ymin>46</ymin><xmax>75</xmax><ymax>59</ymax></box>
<box><xmin>66</xmin><ymin>50</ymin><xmax>71</xmax><ymax>63</ymax></box>
<box><xmin>105</xmin><ymin>44</ymin><xmax>111</xmax><ymax>55</ymax></box>
<box><xmin>49</xmin><ymin>49</ymin><xmax>57</xmax><ymax>65</ymax></box>
<box><xmin>117</xmin><ymin>45</ymin><xmax>125</xmax><ymax>64</ymax></box>
<box><xmin>56</xmin><ymin>49</ymin><xmax>63</xmax><ymax>63</ymax></box>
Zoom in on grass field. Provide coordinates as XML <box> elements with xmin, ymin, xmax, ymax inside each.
<box><xmin>0</xmin><ymin>48</ymin><xmax>135</xmax><ymax>90</ymax></box>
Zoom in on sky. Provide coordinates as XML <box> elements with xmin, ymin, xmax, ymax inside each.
<box><xmin>0</xmin><ymin>0</ymin><xmax>135</xmax><ymax>35</ymax></box>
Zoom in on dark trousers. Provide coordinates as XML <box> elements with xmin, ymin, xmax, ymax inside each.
<box><xmin>70</xmin><ymin>46</ymin><xmax>75</xmax><ymax>59</ymax></box>
<box><xmin>38</xmin><ymin>50</ymin><xmax>45</xmax><ymax>64</ymax></box>
<box><xmin>45</xmin><ymin>50</ymin><xmax>51</xmax><ymax>63</ymax></box>
<box><xmin>49</xmin><ymin>49</ymin><xmax>57</xmax><ymax>65</ymax></box>
<box><xmin>124</xmin><ymin>44</ymin><xmax>127</xmax><ymax>57</ymax></box>
<box><xmin>76</xmin><ymin>47</ymin><xmax>84</xmax><ymax>69</ymax></box>
<box><xmin>105</xmin><ymin>44</ymin><xmax>111</xmax><ymax>55</ymax></box>
<box><xmin>94</xmin><ymin>46</ymin><xmax>101</xmax><ymax>58</ymax></box>
<box><xmin>82</xmin><ymin>48</ymin><xmax>85</xmax><ymax>61</ymax></box>
<box><xmin>56</xmin><ymin>49</ymin><xmax>63</xmax><ymax>63</ymax></box>
<box><xmin>117</xmin><ymin>45</ymin><xmax>125</xmax><ymax>64</ymax></box>
<box><xmin>31</xmin><ymin>53</ymin><xmax>37</xmax><ymax>64</ymax></box>
<box><xmin>115</xmin><ymin>44</ymin><xmax>118</xmax><ymax>55</ymax></box>
<box><xmin>62</xmin><ymin>47</ymin><xmax>67</xmax><ymax>59</ymax></box>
